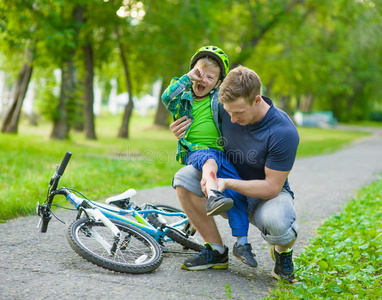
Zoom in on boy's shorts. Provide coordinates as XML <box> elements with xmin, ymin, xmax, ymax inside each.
<box><xmin>185</xmin><ymin>148</ymin><xmax>226</xmax><ymax>171</ymax></box>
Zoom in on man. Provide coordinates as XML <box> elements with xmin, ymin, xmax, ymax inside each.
<box><xmin>171</xmin><ymin>66</ymin><xmax>299</xmax><ymax>283</ymax></box>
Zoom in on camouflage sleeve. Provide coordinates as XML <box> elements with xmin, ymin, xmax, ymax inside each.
<box><xmin>161</xmin><ymin>74</ymin><xmax>192</xmax><ymax>116</ymax></box>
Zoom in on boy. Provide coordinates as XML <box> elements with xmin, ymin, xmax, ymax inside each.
<box><xmin>161</xmin><ymin>46</ymin><xmax>257</xmax><ymax>268</ymax></box>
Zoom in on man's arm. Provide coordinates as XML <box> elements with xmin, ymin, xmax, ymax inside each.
<box><xmin>216</xmin><ymin>167</ymin><xmax>290</xmax><ymax>200</ymax></box>
<box><xmin>170</xmin><ymin>116</ymin><xmax>192</xmax><ymax>139</ymax></box>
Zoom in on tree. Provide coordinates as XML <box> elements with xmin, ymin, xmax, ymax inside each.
<box><xmin>0</xmin><ymin>1</ymin><xmax>38</xmax><ymax>133</ymax></box>
<box><xmin>1</xmin><ymin>46</ymin><xmax>34</xmax><ymax>133</ymax></box>
<box><xmin>50</xmin><ymin>4</ymin><xmax>85</xmax><ymax>139</ymax></box>
<box><xmin>116</xmin><ymin>27</ymin><xmax>134</xmax><ymax>138</ymax></box>
<box><xmin>82</xmin><ymin>5</ymin><xmax>97</xmax><ymax>140</ymax></box>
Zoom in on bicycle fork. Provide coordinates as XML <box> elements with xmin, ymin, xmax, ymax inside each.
<box><xmin>82</xmin><ymin>208</ymin><xmax>121</xmax><ymax>256</ymax></box>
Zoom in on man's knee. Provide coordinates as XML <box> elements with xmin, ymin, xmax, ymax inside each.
<box><xmin>249</xmin><ymin>191</ymin><xmax>298</xmax><ymax>245</ymax></box>
<box><xmin>172</xmin><ymin>165</ymin><xmax>204</xmax><ymax>197</ymax></box>
<box><xmin>261</xmin><ymin>221</ymin><xmax>298</xmax><ymax>246</ymax></box>
<box><xmin>260</xmin><ymin>207</ymin><xmax>295</xmax><ymax>237</ymax></box>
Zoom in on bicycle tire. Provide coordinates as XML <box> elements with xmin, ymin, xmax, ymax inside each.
<box><xmin>147</xmin><ymin>204</ymin><xmax>203</xmax><ymax>252</ymax></box>
<box><xmin>67</xmin><ymin>218</ymin><xmax>163</xmax><ymax>274</ymax></box>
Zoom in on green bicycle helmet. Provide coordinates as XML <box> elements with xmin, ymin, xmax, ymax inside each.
<box><xmin>190</xmin><ymin>45</ymin><xmax>229</xmax><ymax>80</ymax></box>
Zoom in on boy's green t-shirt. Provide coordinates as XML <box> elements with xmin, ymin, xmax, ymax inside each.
<box><xmin>186</xmin><ymin>96</ymin><xmax>224</xmax><ymax>152</ymax></box>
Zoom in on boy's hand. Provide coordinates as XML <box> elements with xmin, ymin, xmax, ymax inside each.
<box><xmin>170</xmin><ymin>116</ymin><xmax>191</xmax><ymax>139</ymax></box>
<box><xmin>187</xmin><ymin>67</ymin><xmax>204</xmax><ymax>82</ymax></box>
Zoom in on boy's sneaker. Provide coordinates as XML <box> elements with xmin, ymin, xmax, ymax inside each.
<box><xmin>233</xmin><ymin>243</ymin><xmax>258</xmax><ymax>267</ymax></box>
<box><xmin>270</xmin><ymin>246</ymin><xmax>298</xmax><ymax>283</ymax></box>
<box><xmin>206</xmin><ymin>190</ymin><xmax>234</xmax><ymax>216</ymax></box>
<box><xmin>181</xmin><ymin>243</ymin><xmax>229</xmax><ymax>271</ymax></box>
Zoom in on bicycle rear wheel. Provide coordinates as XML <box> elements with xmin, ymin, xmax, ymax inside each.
<box><xmin>147</xmin><ymin>204</ymin><xmax>203</xmax><ymax>252</ymax></box>
<box><xmin>67</xmin><ymin>218</ymin><xmax>163</xmax><ymax>274</ymax></box>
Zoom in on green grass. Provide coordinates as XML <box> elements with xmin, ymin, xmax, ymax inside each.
<box><xmin>296</xmin><ymin>127</ymin><xmax>368</xmax><ymax>158</ymax></box>
<box><xmin>0</xmin><ymin>112</ymin><xmax>370</xmax><ymax>220</ymax></box>
<box><xmin>266</xmin><ymin>176</ymin><xmax>382</xmax><ymax>299</ymax></box>
<box><xmin>351</xmin><ymin>120</ymin><xmax>382</xmax><ymax>128</ymax></box>
<box><xmin>0</xmin><ymin>111</ymin><xmax>180</xmax><ymax>220</ymax></box>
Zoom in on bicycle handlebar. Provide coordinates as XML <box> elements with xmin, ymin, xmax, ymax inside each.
<box><xmin>39</xmin><ymin>152</ymin><xmax>72</xmax><ymax>233</ymax></box>
<box><xmin>57</xmin><ymin>151</ymin><xmax>72</xmax><ymax>176</ymax></box>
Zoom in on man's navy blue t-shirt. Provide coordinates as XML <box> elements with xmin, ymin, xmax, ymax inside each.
<box><xmin>219</xmin><ymin>97</ymin><xmax>299</xmax><ymax>197</ymax></box>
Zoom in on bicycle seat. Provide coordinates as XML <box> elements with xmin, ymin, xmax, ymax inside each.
<box><xmin>106</xmin><ymin>188</ymin><xmax>137</xmax><ymax>205</ymax></box>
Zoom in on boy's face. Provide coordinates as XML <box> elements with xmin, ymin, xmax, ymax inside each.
<box><xmin>192</xmin><ymin>62</ymin><xmax>220</xmax><ymax>98</ymax></box>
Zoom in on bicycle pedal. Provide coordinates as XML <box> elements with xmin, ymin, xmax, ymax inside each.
<box><xmin>183</xmin><ymin>221</ymin><xmax>197</xmax><ymax>236</ymax></box>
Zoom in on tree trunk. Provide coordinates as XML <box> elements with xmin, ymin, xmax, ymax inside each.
<box><xmin>117</xmin><ymin>30</ymin><xmax>133</xmax><ymax>139</ymax></box>
<box><xmin>278</xmin><ymin>94</ymin><xmax>293</xmax><ymax>117</ymax></box>
<box><xmin>154</xmin><ymin>79</ymin><xmax>170</xmax><ymax>127</ymax></box>
<box><xmin>50</xmin><ymin>5</ymin><xmax>84</xmax><ymax>140</ymax></box>
<box><xmin>50</xmin><ymin>59</ymin><xmax>75</xmax><ymax>140</ymax></box>
<box><xmin>303</xmin><ymin>93</ymin><xmax>314</xmax><ymax>112</ymax></box>
<box><xmin>118</xmin><ymin>96</ymin><xmax>134</xmax><ymax>138</ymax></box>
<box><xmin>1</xmin><ymin>47</ymin><xmax>34</xmax><ymax>133</ymax></box>
<box><xmin>83</xmin><ymin>42</ymin><xmax>97</xmax><ymax>140</ymax></box>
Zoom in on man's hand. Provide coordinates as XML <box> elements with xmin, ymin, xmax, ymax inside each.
<box><xmin>201</xmin><ymin>177</ymin><xmax>228</xmax><ymax>196</ymax></box>
<box><xmin>187</xmin><ymin>67</ymin><xmax>204</xmax><ymax>82</ymax></box>
<box><xmin>170</xmin><ymin>116</ymin><xmax>191</xmax><ymax>139</ymax></box>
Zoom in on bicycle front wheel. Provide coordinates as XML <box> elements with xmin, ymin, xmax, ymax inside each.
<box><xmin>67</xmin><ymin>218</ymin><xmax>163</xmax><ymax>274</ymax></box>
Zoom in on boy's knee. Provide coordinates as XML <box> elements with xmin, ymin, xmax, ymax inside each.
<box><xmin>204</xmin><ymin>158</ymin><xmax>217</xmax><ymax>166</ymax></box>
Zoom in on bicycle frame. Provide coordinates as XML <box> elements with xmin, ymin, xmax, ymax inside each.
<box><xmin>59</xmin><ymin>188</ymin><xmax>191</xmax><ymax>245</ymax></box>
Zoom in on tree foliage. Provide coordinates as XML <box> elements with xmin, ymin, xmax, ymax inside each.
<box><xmin>1</xmin><ymin>0</ymin><xmax>381</xmax><ymax>136</ymax></box>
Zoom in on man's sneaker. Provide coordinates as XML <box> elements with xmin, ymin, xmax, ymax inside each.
<box><xmin>181</xmin><ymin>243</ymin><xmax>229</xmax><ymax>271</ymax></box>
<box><xmin>233</xmin><ymin>243</ymin><xmax>258</xmax><ymax>267</ymax></box>
<box><xmin>206</xmin><ymin>190</ymin><xmax>234</xmax><ymax>216</ymax></box>
<box><xmin>270</xmin><ymin>246</ymin><xmax>298</xmax><ymax>283</ymax></box>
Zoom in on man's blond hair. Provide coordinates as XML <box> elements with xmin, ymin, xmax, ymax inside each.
<box><xmin>219</xmin><ymin>66</ymin><xmax>262</xmax><ymax>105</ymax></box>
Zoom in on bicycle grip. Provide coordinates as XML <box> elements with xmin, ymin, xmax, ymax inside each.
<box><xmin>57</xmin><ymin>152</ymin><xmax>72</xmax><ymax>176</ymax></box>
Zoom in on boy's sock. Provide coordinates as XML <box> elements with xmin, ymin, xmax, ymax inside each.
<box><xmin>208</xmin><ymin>190</ymin><xmax>218</xmax><ymax>198</ymax></box>
<box><xmin>275</xmin><ymin>247</ymin><xmax>292</xmax><ymax>254</ymax></box>
<box><xmin>236</xmin><ymin>236</ymin><xmax>248</xmax><ymax>246</ymax></box>
<box><xmin>210</xmin><ymin>243</ymin><xmax>226</xmax><ymax>254</ymax></box>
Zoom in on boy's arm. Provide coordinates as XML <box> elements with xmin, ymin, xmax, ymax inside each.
<box><xmin>161</xmin><ymin>74</ymin><xmax>192</xmax><ymax>116</ymax></box>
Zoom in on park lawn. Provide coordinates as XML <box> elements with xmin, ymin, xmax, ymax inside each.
<box><xmin>266</xmin><ymin>176</ymin><xmax>382</xmax><ymax>299</ymax></box>
<box><xmin>296</xmin><ymin>127</ymin><xmax>369</xmax><ymax>158</ymax></box>
<box><xmin>0</xmin><ymin>111</ymin><xmax>370</xmax><ymax>220</ymax></box>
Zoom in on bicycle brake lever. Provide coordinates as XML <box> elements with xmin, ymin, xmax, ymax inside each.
<box><xmin>49</xmin><ymin>167</ymin><xmax>59</xmax><ymax>187</ymax></box>
<box><xmin>36</xmin><ymin>218</ymin><xmax>42</xmax><ymax>228</ymax></box>
<box><xmin>36</xmin><ymin>202</ymin><xmax>44</xmax><ymax>228</ymax></box>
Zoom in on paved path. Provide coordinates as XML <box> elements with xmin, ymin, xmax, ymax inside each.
<box><xmin>1</xmin><ymin>127</ymin><xmax>382</xmax><ymax>300</ymax></box>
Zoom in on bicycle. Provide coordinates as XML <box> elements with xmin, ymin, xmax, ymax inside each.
<box><xmin>37</xmin><ymin>151</ymin><xmax>203</xmax><ymax>274</ymax></box>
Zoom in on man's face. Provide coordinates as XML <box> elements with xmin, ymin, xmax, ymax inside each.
<box><xmin>192</xmin><ymin>63</ymin><xmax>220</xmax><ymax>98</ymax></box>
<box><xmin>223</xmin><ymin>97</ymin><xmax>258</xmax><ymax>125</ymax></box>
